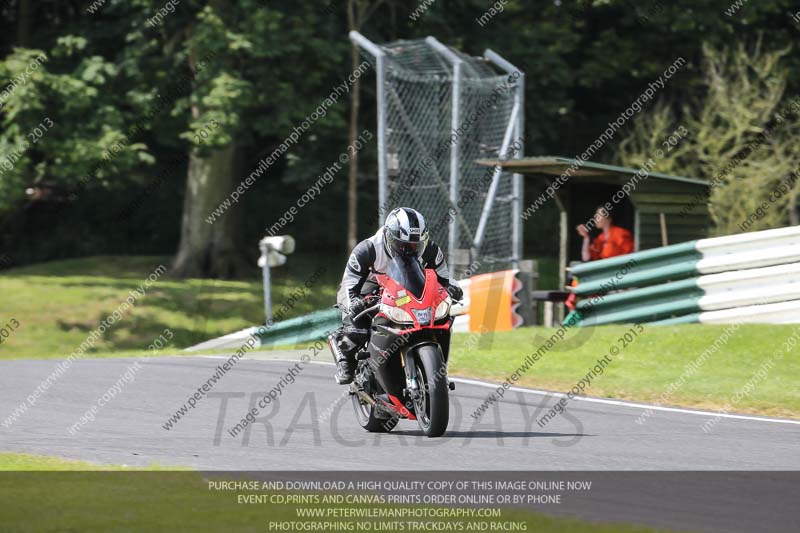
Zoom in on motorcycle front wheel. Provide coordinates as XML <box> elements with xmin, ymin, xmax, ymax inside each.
<box><xmin>412</xmin><ymin>344</ymin><xmax>449</xmax><ymax>437</ymax></box>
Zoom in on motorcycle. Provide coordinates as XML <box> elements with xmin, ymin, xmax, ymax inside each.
<box><xmin>328</xmin><ymin>255</ymin><xmax>457</xmax><ymax>438</ymax></box>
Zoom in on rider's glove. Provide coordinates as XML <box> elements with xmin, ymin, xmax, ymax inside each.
<box><xmin>446</xmin><ymin>283</ymin><xmax>463</xmax><ymax>302</ymax></box>
<box><xmin>347</xmin><ymin>297</ymin><xmax>367</xmax><ymax>319</ymax></box>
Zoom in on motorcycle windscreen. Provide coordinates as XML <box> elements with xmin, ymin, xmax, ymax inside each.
<box><xmin>387</xmin><ymin>255</ymin><xmax>427</xmax><ymax>299</ymax></box>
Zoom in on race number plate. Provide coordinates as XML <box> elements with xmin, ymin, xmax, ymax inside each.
<box><xmin>413</xmin><ymin>307</ymin><xmax>432</xmax><ymax>324</ymax></box>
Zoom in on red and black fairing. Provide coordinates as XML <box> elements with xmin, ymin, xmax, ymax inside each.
<box><xmin>367</xmin><ymin>256</ymin><xmax>452</xmax><ymax>417</ymax></box>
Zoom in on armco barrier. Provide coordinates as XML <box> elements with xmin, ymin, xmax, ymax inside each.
<box><xmin>567</xmin><ymin>226</ymin><xmax>800</xmax><ymax>326</ymax></box>
<box><xmin>256</xmin><ymin>308</ymin><xmax>341</xmax><ymax>347</ymax></box>
<box><xmin>187</xmin><ymin>309</ymin><xmax>342</xmax><ymax>351</ymax></box>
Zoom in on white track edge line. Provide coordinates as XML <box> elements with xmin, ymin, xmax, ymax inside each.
<box><xmin>452</xmin><ymin>377</ymin><xmax>800</xmax><ymax>426</ymax></box>
<box><xmin>199</xmin><ymin>356</ymin><xmax>800</xmax><ymax>426</ymax></box>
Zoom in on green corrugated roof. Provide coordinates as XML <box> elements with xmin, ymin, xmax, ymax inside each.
<box><xmin>477</xmin><ymin>156</ymin><xmax>710</xmax><ymax>187</ymax></box>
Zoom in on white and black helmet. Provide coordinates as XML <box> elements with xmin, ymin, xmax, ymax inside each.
<box><xmin>383</xmin><ymin>207</ymin><xmax>429</xmax><ymax>259</ymax></box>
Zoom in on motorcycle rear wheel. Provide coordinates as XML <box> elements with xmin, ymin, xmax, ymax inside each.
<box><xmin>413</xmin><ymin>345</ymin><xmax>449</xmax><ymax>437</ymax></box>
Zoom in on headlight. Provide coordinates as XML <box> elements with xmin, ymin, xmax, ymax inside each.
<box><xmin>435</xmin><ymin>297</ymin><xmax>452</xmax><ymax>319</ymax></box>
<box><xmin>380</xmin><ymin>303</ymin><xmax>414</xmax><ymax>324</ymax></box>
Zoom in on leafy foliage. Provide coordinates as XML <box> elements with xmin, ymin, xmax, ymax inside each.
<box><xmin>1</xmin><ymin>0</ymin><xmax>800</xmax><ymax>267</ymax></box>
<box><xmin>617</xmin><ymin>40</ymin><xmax>800</xmax><ymax>235</ymax></box>
<box><xmin>0</xmin><ymin>43</ymin><xmax>152</xmax><ymax>209</ymax></box>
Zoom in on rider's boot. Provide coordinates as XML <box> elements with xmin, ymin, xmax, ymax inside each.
<box><xmin>335</xmin><ymin>352</ymin><xmax>356</xmax><ymax>384</ymax></box>
<box><xmin>334</xmin><ymin>335</ymin><xmax>359</xmax><ymax>385</ymax></box>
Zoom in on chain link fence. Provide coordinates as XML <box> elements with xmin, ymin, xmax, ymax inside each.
<box><xmin>353</xmin><ymin>35</ymin><xmax>523</xmax><ymax>276</ymax></box>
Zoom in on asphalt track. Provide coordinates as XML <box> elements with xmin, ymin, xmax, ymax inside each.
<box><xmin>2</xmin><ymin>352</ymin><xmax>800</xmax><ymax>531</ymax></box>
<box><xmin>2</xmin><ymin>352</ymin><xmax>800</xmax><ymax>469</ymax></box>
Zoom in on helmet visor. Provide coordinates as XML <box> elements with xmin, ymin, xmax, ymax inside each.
<box><xmin>389</xmin><ymin>234</ymin><xmax>428</xmax><ymax>258</ymax></box>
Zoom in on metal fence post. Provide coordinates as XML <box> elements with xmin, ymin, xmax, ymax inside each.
<box><xmin>513</xmin><ymin>75</ymin><xmax>525</xmax><ymax>268</ymax></box>
<box><xmin>426</xmin><ymin>37</ymin><xmax>463</xmax><ymax>273</ymax></box>
<box><xmin>349</xmin><ymin>31</ymin><xmax>388</xmax><ymax>224</ymax></box>
<box><xmin>260</xmin><ymin>240</ymin><xmax>272</xmax><ymax>325</ymax></box>
<box><xmin>472</xmin><ymin>101</ymin><xmax>520</xmax><ymax>254</ymax></box>
<box><xmin>376</xmin><ymin>53</ymin><xmax>388</xmax><ymax>224</ymax></box>
<box><xmin>485</xmin><ymin>49</ymin><xmax>525</xmax><ymax>269</ymax></box>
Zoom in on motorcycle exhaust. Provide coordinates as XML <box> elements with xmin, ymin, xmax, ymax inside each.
<box><xmin>355</xmin><ymin>389</ymin><xmax>377</xmax><ymax>407</ymax></box>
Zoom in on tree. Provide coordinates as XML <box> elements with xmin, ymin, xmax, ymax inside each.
<box><xmin>617</xmin><ymin>40</ymin><xmax>800</xmax><ymax>235</ymax></box>
<box><xmin>170</xmin><ymin>3</ymin><xmax>251</xmax><ymax>278</ymax></box>
<box><xmin>138</xmin><ymin>0</ymin><xmax>349</xmax><ymax>277</ymax></box>
<box><xmin>345</xmin><ymin>0</ymin><xmax>387</xmax><ymax>249</ymax></box>
<box><xmin>17</xmin><ymin>0</ymin><xmax>32</xmax><ymax>47</ymax></box>
<box><xmin>0</xmin><ymin>38</ymin><xmax>152</xmax><ymax>211</ymax></box>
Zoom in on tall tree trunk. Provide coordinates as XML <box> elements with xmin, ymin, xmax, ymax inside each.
<box><xmin>172</xmin><ymin>3</ymin><xmax>245</xmax><ymax>279</ymax></box>
<box><xmin>172</xmin><ymin>144</ymin><xmax>243</xmax><ymax>278</ymax></box>
<box><xmin>346</xmin><ymin>0</ymin><xmax>363</xmax><ymax>251</ymax></box>
<box><xmin>18</xmin><ymin>0</ymin><xmax>31</xmax><ymax>47</ymax></box>
<box><xmin>346</xmin><ymin>41</ymin><xmax>362</xmax><ymax>250</ymax></box>
<box><xmin>345</xmin><ymin>0</ymin><xmax>387</xmax><ymax>248</ymax></box>
<box><xmin>790</xmin><ymin>195</ymin><xmax>800</xmax><ymax>226</ymax></box>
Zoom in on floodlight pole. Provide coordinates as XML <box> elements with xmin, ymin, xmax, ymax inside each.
<box><xmin>349</xmin><ymin>31</ymin><xmax>388</xmax><ymax>224</ymax></box>
<box><xmin>426</xmin><ymin>36</ymin><xmax>462</xmax><ymax>272</ymax></box>
<box><xmin>485</xmin><ymin>50</ymin><xmax>525</xmax><ymax>269</ymax></box>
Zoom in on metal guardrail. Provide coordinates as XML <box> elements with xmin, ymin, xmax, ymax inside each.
<box><xmin>255</xmin><ymin>308</ymin><xmax>340</xmax><ymax>347</ymax></box>
<box><xmin>568</xmin><ymin>226</ymin><xmax>800</xmax><ymax>326</ymax></box>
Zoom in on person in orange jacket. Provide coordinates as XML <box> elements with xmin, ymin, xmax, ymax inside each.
<box><xmin>576</xmin><ymin>206</ymin><xmax>634</xmax><ymax>261</ymax></box>
<box><xmin>566</xmin><ymin>207</ymin><xmax>634</xmax><ymax>311</ymax></box>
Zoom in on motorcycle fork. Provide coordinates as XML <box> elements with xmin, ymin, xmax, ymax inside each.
<box><xmin>401</xmin><ymin>348</ymin><xmax>421</xmax><ymax>401</ymax></box>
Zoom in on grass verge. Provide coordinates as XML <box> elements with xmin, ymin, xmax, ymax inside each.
<box><xmin>0</xmin><ymin>452</ymin><xmax>177</xmax><ymax>471</ymax></box>
<box><xmin>449</xmin><ymin>323</ymin><xmax>800</xmax><ymax>419</ymax></box>
<box><xmin>0</xmin><ymin>255</ymin><xmax>338</xmax><ymax>359</ymax></box>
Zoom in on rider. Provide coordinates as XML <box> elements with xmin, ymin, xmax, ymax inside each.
<box><xmin>334</xmin><ymin>207</ymin><xmax>463</xmax><ymax>384</ymax></box>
